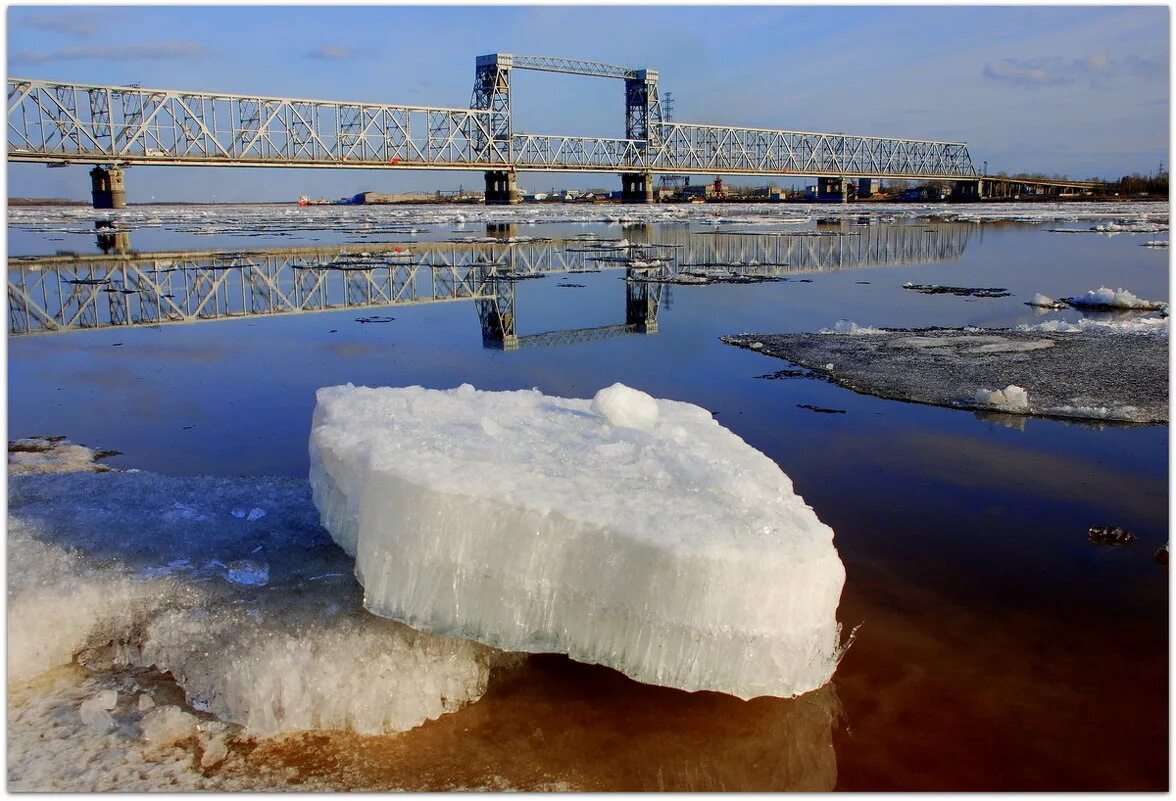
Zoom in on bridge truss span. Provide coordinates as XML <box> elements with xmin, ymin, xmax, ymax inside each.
<box><xmin>8</xmin><ymin>73</ymin><xmax>977</xmax><ymax>180</ymax></box>
<box><xmin>8</xmin><ymin>78</ymin><xmax>502</xmax><ymax>168</ymax></box>
<box><xmin>651</xmin><ymin>123</ymin><xmax>976</xmax><ymax>179</ymax></box>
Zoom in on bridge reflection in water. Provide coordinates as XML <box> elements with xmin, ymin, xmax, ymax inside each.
<box><xmin>8</xmin><ymin>221</ymin><xmax>973</xmax><ymax>347</ymax></box>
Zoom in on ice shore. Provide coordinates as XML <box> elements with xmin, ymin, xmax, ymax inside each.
<box><xmin>8</xmin><ymin>471</ymin><xmax>511</xmax><ymax>737</ymax></box>
<box><xmin>309</xmin><ymin>382</ymin><xmax>847</xmax><ymax>700</ymax></box>
<box><xmin>724</xmin><ymin>325</ymin><xmax>1168</xmax><ymax>424</ymax></box>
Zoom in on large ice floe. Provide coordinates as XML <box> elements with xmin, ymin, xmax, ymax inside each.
<box><xmin>724</xmin><ymin>322</ymin><xmax>1168</xmax><ymax>424</ymax></box>
<box><xmin>8</xmin><ymin>470</ymin><xmax>513</xmax><ymax>739</ymax></box>
<box><xmin>309</xmin><ymin>382</ymin><xmax>847</xmax><ymax>700</ymax></box>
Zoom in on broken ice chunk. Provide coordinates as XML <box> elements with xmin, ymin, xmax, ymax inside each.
<box><xmin>974</xmin><ymin>385</ymin><xmax>1030</xmax><ymax>411</ymax></box>
<box><xmin>140</xmin><ymin>705</ymin><xmax>197</xmax><ymax>745</ymax></box>
<box><xmin>309</xmin><ymin>383</ymin><xmax>846</xmax><ymax>700</ymax></box>
<box><xmin>1065</xmin><ymin>286</ymin><xmax>1167</xmax><ymax>312</ymax></box>
<box><xmin>590</xmin><ymin>383</ymin><xmax>659</xmax><ymax>430</ymax></box>
<box><xmin>1027</xmin><ymin>293</ymin><xmax>1067</xmax><ymax>309</ymax></box>
<box><xmin>79</xmin><ymin>690</ymin><xmax>118</xmax><ymax>733</ymax></box>
<box><xmin>200</xmin><ymin>734</ymin><xmax>230</xmax><ymax>768</ymax></box>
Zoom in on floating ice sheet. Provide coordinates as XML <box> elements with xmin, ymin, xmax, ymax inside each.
<box><xmin>724</xmin><ymin>326</ymin><xmax>1168</xmax><ymax>423</ymax></box>
<box><xmin>309</xmin><ymin>382</ymin><xmax>847</xmax><ymax>700</ymax></box>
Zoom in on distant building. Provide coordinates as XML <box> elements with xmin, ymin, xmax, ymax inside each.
<box><xmin>350</xmin><ymin>191</ymin><xmax>433</xmax><ymax>204</ymax></box>
<box><xmin>681</xmin><ymin>184</ymin><xmax>714</xmax><ymax>199</ymax></box>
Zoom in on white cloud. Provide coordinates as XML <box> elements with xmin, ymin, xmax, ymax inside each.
<box><xmin>11</xmin><ymin>42</ymin><xmax>206</xmax><ymax>63</ymax></box>
<box><xmin>18</xmin><ymin>11</ymin><xmax>119</xmax><ymax>39</ymax></box>
<box><xmin>983</xmin><ymin>59</ymin><xmax>1066</xmax><ymax>86</ymax></box>
<box><xmin>983</xmin><ymin>53</ymin><xmax>1164</xmax><ymax>89</ymax></box>
<box><xmin>304</xmin><ymin>45</ymin><xmax>364</xmax><ymax>61</ymax></box>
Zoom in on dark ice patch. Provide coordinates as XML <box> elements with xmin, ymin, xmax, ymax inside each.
<box><xmin>903</xmin><ymin>284</ymin><xmax>1011</xmax><ymax>298</ymax></box>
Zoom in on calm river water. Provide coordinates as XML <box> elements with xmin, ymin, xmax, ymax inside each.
<box><xmin>7</xmin><ymin>201</ymin><xmax>1169</xmax><ymax>790</ymax></box>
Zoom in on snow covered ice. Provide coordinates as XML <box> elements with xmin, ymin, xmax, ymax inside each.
<box><xmin>309</xmin><ymin>382</ymin><xmax>847</xmax><ymax>700</ymax></box>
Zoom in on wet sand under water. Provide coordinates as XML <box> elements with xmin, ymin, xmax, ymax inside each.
<box><xmin>241</xmin><ymin>566</ymin><xmax>1165</xmax><ymax>792</ymax></box>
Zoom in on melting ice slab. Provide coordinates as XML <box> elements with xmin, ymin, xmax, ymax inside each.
<box><xmin>309</xmin><ymin>382</ymin><xmax>846</xmax><ymax>700</ymax></box>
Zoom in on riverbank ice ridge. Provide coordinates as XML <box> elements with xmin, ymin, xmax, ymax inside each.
<box><xmin>309</xmin><ymin>382</ymin><xmax>847</xmax><ymax>700</ymax></box>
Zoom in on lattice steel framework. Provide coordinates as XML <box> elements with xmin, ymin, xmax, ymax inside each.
<box><xmin>8</xmin><ymin>51</ymin><xmax>981</xmax><ymax>179</ymax></box>
<box><xmin>9</xmin><ymin>79</ymin><xmax>497</xmax><ymax>168</ymax></box>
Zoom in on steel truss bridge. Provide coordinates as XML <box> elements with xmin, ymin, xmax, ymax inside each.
<box><xmin>9</xmin><ymin>52</ymin><xmax>979</xmax><ymax>182</ymax></box>
<box><xmin>8</xmin><ymin>223</ymin><xmax>972</xmax><ymax>342</ymax></box>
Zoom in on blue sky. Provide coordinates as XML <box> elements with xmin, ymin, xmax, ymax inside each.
<box><xmin>6</xmin><ymin>5</ymin><xmax>1170</xmax><ymax>202</ymax></box>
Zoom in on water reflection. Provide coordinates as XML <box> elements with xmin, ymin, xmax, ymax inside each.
<box><xmin>477</xmin><ymin>272</ymin><xmax>661</xmax><ymax>351</ymax></box>
<box><xmin>260</xmin><ymin>655</ymin><xmax>845</xmax><ymax>791</ymax></box>
<box><xmin>94</xmin><ymin>221</ymin><xmax>132</xmax><ymax>255</ymax></box>
<box><xmin>444</xmin><ymin>656</ymin><xmax>844</xmax><ymax>791</ymax></box>
<box><xmin>8</xmin><ymin>221</ymin><xmax>972</xmax><ymax>338</ymax></box>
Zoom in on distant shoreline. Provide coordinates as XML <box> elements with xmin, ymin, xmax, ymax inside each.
<box><xmin>8</xmin><ymin>195</ymin><xmax>1168</xmax><ymax>208</ymax></box>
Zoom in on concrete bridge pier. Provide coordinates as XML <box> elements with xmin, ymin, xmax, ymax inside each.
<box><xmin>952</xmin><ymin>179</ymin><xmax>982</xmax><ymax>202</ymax></box>
<box><xmin>620</xmin><ymin>172</ymin><xmax>655</xmax><ymax>203</ymax></box>
<box><xmin>90</xmin><ymin>165</ymin><xmax>126</xmax><ymax>209</ymax></box>
<box><xmin>818</xmin><ymin>176</ymin><xmax>851</xmax><ymax>203</ymax></box>
<box><xmin>484</xmin><ymin>170</ymin><xmax>521</xmax><ymax>205</ymax></box>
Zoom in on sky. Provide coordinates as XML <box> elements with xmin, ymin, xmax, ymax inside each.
<box><xmin>5</xmin><ymin>5</ymin><xmax>1171</xmax><ymax>202</ymax></box>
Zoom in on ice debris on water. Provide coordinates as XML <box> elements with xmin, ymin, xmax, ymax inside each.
<box><xmin>1088</xmin><ymin>525</ymin><xmax>1136</xmax><ymax>547</ymax></box>
<box><xmin>820</xmin><ymin>320</ymin><xmax>887</xmax><ymax>335</ymax></box>
<box><xmin>974</xmin><ymin>385</ymin><xmax>1030</xmax><ymax>411</ymax></box>
<box><xmin>1063</xmin><ymin>286</ymin><xmax>1167</xmax><ymax>312</ymax></box>
<box><xmin>1027</xmin><ymin>293</ymin><xmax>1067</xmax><ymax>309</ymax></box>
<box><xmin>902</xmin><ymin>283</ymin><xmax>1011</xmax><ymax>298</ymax></box>
<box><xmin>231</xmin><ymin>507</ymin><xmax>267</xmax><ymax>521</ymax></box>
<box><xmin>9</xmin><ymin>436</ymin><xmax>115</xmax><ymax>474</ymax></box>
<box><xmin>309</xmin><ymin>382</ymin><xmax>847</xmax><ymax>700</ymax></box>
<box><xmin>1018</xmin><ymin>316</ymin><xmax>1169</xmax><ymax>338</ymax></box>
